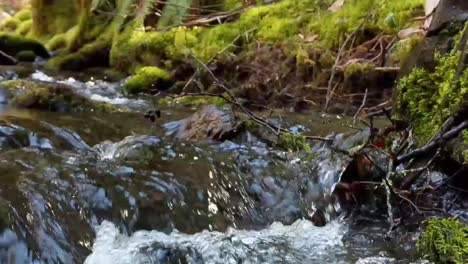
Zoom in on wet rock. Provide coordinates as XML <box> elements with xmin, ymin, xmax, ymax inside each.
<box><xmin>94</xmin><ymin>135</ymin><xmax>161</xmax><ymax>162</ymax></box>
<box><xmin>0</xmin><ymin>79</ymin><xmax>118</xmax><ymax>112</ymax></box>
<box><xmin>163</xmin><ymin>105</ymin><xmax>235</xmax><ymax>141</ymax></box>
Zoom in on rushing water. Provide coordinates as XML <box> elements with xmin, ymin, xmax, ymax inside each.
<box><xmin>0</xmin><ymin>68</ymin><xmax>424</xmax><ymax>263</ymax></box>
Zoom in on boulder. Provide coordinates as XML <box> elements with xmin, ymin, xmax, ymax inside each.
<box><xmin>163</xmin><ymin>105</ymin><xmax>235</xmax><ymax>141</ymax></box>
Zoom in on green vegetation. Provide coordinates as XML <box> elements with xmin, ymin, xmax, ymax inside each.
<box><xmin>276</xmin><ymin>132</ymin><xmax>312</xmax><ymax>153</ymax></box>
<box><xmin>417</xmin><ymin>218</ymin><xmax>468</xmax><ymax>264</ymax></box>
<box><xmin>13</xmin><ymin>9</ymin><xmax>32</xmax><ymax>22</ymax></box>
<box><xmin>397</xmin><ymin>47</ymin><xmax>468</xmax><ymax>142</ymax></box>
<box><xmin>45</xmin><ymin>36</ymin><xmax>111</xmax><ymax>70</ymax></box>
<box><xmin>389</xmin><ymin>36</ymin><xmax>422</xmax><ymax>65</ymax></box>
<box><xmin>0</xmin><ymin>17</ymin><xmax>20</xmax><ymax>32</ymax></box>
<box><xmin>124</xmin><ymin>66</ymin><xmax>172</xmax><ymax>94</ymax></box>
<box><xmin>343</xmin><ymin>62</ymin><xmax>375</xmax><ymax>79</ymax></box>
<box><xmin>159</xmin><ymin>95</ymin><xmax>227</xmax><ymax>107</ymax></box>
<box><xmin>45</xmin><ymin>33</ymin><xmax>68</xmax><ymax>51</ymax></box>
<box><xmin>0</xmin><ymin>33</ymin><xmax>49</xmax><ymax>58</ymax></box>
<box><xmin>16</xmin><ymin>19</ymin><xmax>33</xmax><ymax>36</ymax></box>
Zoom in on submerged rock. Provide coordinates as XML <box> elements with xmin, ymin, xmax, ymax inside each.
<box><xmin>163</xmin><ymin>105</ymin><xmax>235</xmax><ymax>141</ymax></box>
<box><xmin>0</xmin><ymin>79</ymin><xmax>118</xmax><ymax>112</ymax></box>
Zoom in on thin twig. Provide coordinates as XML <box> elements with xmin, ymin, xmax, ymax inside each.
<box><xmin>353</xmin><ymin>88</ymin><xmax>368</xmax><ymax>125</ymax></box>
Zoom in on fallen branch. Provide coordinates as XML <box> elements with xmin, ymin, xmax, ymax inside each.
<box><xmin>397</xmin><ymin>120</ymin><xmax>468</xmax><ymax>165</ymax></box>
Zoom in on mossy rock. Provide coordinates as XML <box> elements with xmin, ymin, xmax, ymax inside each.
<box><xmin>15</xmin><ymin>19</ymin><xmax>33</xmax><ymax>36</ymax></box>
<box><xmin>45</xmin><ymin>34</ymin><xmax>68</xmax><ymax>51</ymax></box>
<box><xmin>45</xmin><ymin>36</ymin><xmax>111</xmax><ymax>71</ymax></box>
<box><xmin>13</xmin><ymin>9</ymin><xmax>32</xmax><ymax>22</ymax></box>
<box><xmin>0</xmin><ymin>33</ymin><xmax>49</xmax><ymax>59</ymax></box>
<box><xmin>15</xmin><ymin>50</ymin><xmax>36</xmax><ymax>62</ymax></box>
<box><xmin>158</xmin><ymin>95</ymin><xmax>227</xmax><ymax>107</ymax></box>
<box><xmin>124</xmin><ymin>66</ymin><xmax>173</xmax><ymax>94</ymax></box>
<box><xmin>0</xmin><ymin>80</ymin><xmax>119</xmax><ymax>112</ymax></box>
<box><xmin>0</xmin><ymin>17</ymin><xmax>20</xmax><ymax>32</ymax></box>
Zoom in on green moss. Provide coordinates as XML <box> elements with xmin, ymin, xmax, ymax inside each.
<box><xmin>0</xmin><ymin>17</ymin><xmax>20</xmax><ymax>32</ymax></box>
<box><xmin>1</xmin><ymin>80</ymin><xmax>118</xmax><ymax>112</ymax></box>
<box><xmin>308</xmin><ymin>0</ymin><xmax>424</xmax><ymax>48</ymax></box>
<box><xmin>124</xmin><ymin>66</ymin><xmax>172</xmax><ymax>94</ymax></box>
<box><xmin>397</xmin><ymin>42</ymin><xmax>468</xmax><ymax>141</ymax></box>
<box><xmin>319</xmin><ymin>50</ymin><xmax>335</xmax><ymax>68</ymax></box>
<box><xmin>389</xmin><ymin>36</ymin><xmax>422</xmax><ymax>65</ymax></box>
<box><xmin>276</xmin><ymin>132</ymin><xmax>312</xmax><ymax>153</ymax></box>
<box><xmin>13</xmin><ymin>9</ymin><xmax>32</xmax><ymax>21</ymax></box>
<box><xmin>16</xmin><ymin>20</ymin><xmax>33</xmax><ymax>36</ymax></box>
<box><xmin>15</xmin><ymin>50</ymin><xmax>36</xmax><ymax>62</ymax></box>
<box><xmin>344</xmin><ymin>62</ymin><xmax>375</xmax><ymax>79</ymax></box>
<box><xmin>45</xmin><ymin>33</ymin><xmax>68</xmax><ymax>51</ymax></box>
<box><xmin>0</xmin><ymin>33</ymin><xmax>49</xmax><ymax>58</ymax></box>
<box><xmin>45</xmin><ymin>36</ymin><xmax>111</xmax><ymax>71</ymax></box>
<box><xmin>158</xmin><ymin>95</ymin><xmax>227</xmax><ymax>107</ymax></box>
<box><xmin>417</xmin><ymin>218</ymin><xmax>468</xmax><ymax>264</ymax></box>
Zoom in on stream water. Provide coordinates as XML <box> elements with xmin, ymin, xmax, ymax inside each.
<box><xmin>0</xmin><ymin>66</ymin><xmax>425</xmax><ymax>264</ymax></box>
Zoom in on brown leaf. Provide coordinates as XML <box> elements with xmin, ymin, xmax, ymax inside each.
<box><xmin>328</xmin><ymin>0</ymin><xmax>344</xmax><ymax>12</ymax></box>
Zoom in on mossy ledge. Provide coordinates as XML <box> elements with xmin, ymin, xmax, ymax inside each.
<box><xmin>0</xmin><ymin>80</ymin><xmax>119</xmax><ymax>113</ymax></box>
<box><xmin>123</xmin><ymin>66</ymin><xmax>173</xmax><ymax>94</ymax></box>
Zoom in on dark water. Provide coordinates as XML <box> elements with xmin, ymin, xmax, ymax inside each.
<box><xmin>0</xmin><ymin>69</ymin><xmax>423</xmax><ymax>264</ymax></box>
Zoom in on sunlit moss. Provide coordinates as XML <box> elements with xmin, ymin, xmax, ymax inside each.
<box><xmin>417</xmin><ymin>218</ymin><xmax>468</xmax><ymax>264</ymax></box>
<box><xmin>13</xmin><ymin>9</ymin><xmax>32</xmax><ymax>21</ymax></box>
<box><xmin>308</xmin><ymin>0</ymin><xmax>424</xmax><ymax>48</ymax></box>
<box><xmin>45</xmin><ymin>35</ymin><xmax>111</xmax><ymax>70</ymax></box>
<box><xmin>158</xmin><ymin>95</ymin><xmax>227</xmax><ymax>107</ymax></box>
<box><xmin>0</xmin><ymin>17</ymin><xmax>21</xmax><ymax>32</ymax></box>
<box><xmin>397</xmin><ymin>40</ymin><xmax>468</xmax><ymax>142</ymax></box>
<box><xmin>15</xmin><ymin>19</ymin><xmax>32</xmax><ymax>36</ymax></box>
<box><xmin>45</xmin><ymin>33</ymin><xmax>68</xmax><ymax>51</ymax></box>
<box><xmin>344</xmin><ymin>62</ymin><xmax>375</xmax><ymax>79</ymax></box>
<box><xmin>124</xmin><ymin>66</ymin><xmax>172</xmax><ymax>94</ymax></box>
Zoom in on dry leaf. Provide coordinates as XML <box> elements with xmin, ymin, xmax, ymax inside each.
<box><xmin>328</xmin><ymin>0</ymin><xmax>344</xmax><ymax>12</ymax></box>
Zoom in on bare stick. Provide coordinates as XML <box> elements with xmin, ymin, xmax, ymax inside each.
<box><xmin>353</xmin><ymin>88</ymin><xmax>368</xmax><ymax>125</ymax></box>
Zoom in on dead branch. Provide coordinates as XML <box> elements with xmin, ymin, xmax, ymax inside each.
<box><xmin>323</xmin><ymin>8</ymin><xmax>380</xmax><ymax>113</ymax></box>
<box><xmin>397</xmin><ymin>120</ymin><xmax>468</xmax><ymax>166</ymax></box>
<box><xmin>353</xmin><ymin>88</ymin><xmax>368</xmax><ymax>125</ymax></box>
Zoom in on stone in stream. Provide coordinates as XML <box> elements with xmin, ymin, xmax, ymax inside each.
<box><xmin>163</xmin><ymin>105</ymin><xmax>235</xmax><ymax>141</ymax></box>
<box><xmin>0</xmin><ymin>79</ymin><xmax>118</xmax><ymax>112</ymax></box>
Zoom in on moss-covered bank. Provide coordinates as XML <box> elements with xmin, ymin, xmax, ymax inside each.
<box><xmin>1</xmin><ymin>0</ymin><xmax>424</xmax><ymax>109</ymax></box>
